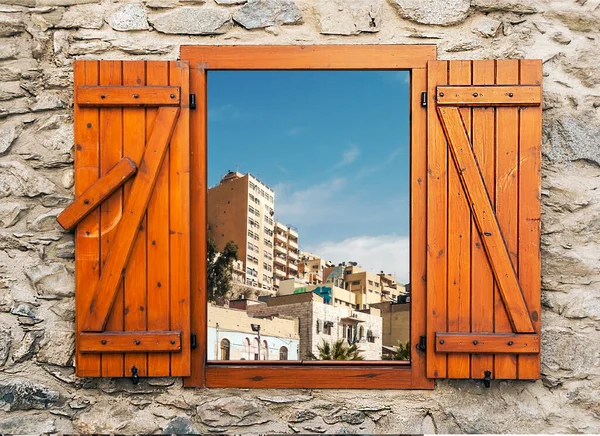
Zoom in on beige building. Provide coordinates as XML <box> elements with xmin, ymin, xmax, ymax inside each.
<box><xmin>208</xmin><ymin>171</ymin><xmax>275</xmax><ymax>290</ymax></box>
<box><xmin>249</xmin><ymin>292</ymin><xmax>382</xmax><ymax>360</ymax></box>
<box><xmin>278</xmin><ymin>278</ymin><xmax>356</xmax><ymax>309</ymax></box>
<box><xmin>298</xmin><ymin>252</ymin><xmax>333</xmax><ymax>285</ymax></box>
<box><xmin>207</xmin><ymin>303</ymin><xmax>299</xmax><ymax>361</ymax></box>
<box><xmin>273</xmin><ymin>221</ymin><xmax>300</xmax><ymax>289</ymax></box>
<box><xmin>370</xmin><ymin>301</ymin><xmax>410</xmax><ymax>352</ymax></box>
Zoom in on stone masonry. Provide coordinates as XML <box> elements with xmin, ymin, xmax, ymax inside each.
<box><xmin>0</xmin><ymin>0</ymin><xmax>599</xmax><ymax>433</ymax></box>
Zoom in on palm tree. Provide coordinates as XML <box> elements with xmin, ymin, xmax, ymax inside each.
<box><xmin>311</xmin><ymin>338</ymin><xmax>364</xmax><ymax>361</ymax></box>
<box><xmin>382</xmin><ymin>340</ymin><xmax>411</xmax><ymax>361</ymax></box>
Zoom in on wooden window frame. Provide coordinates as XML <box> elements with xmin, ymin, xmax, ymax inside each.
<box><xmin>181</xmin><ymin>45</ymin><xmax>436</xmax><ymax>389</ymax></box>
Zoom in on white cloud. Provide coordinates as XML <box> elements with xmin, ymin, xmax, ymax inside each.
<box><xmin>332</xmin><ymin>144</ymin><xmax>360</xmax><ymax>170</ymax></box>
<box><xmin>356</xmin><ymin>146</ymin><xmax>404</xmax><ymax>180</ymax></box>
<box><xmin>208</xmin><ymin>104</ymin><xmax>244</xmax><ymax>122</ymax></box>
<box><xmin>306</xmin><ymin>234</ymin><xmax>410</xmax><ymax>284</ymax></box>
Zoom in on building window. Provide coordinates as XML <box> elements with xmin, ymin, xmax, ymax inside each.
<box><xmin>316</xmin><ymin>319</ymin><xmax>321</xmax><ymax>333</ymax></box>
<box><xmin>252</xmin><ymin>338</ymin><xmax>260</xmax><ymax>360</ymax></box>
<box><xmin>279</xmin><ymin>346</ymin><xmax>288</xmax><ymax>361</ymax></box>
<box><xmin>262</xmin><ymin>340</ymin><xmax>269</xmax><ymax>360</ymax></box>
<box><xmin>324</xmin><ymin>321</ymin><xmax>333</xmax><ymax>335</ymax></box>
<box><xmin>359</xmin><ymin>326</ymin><xmax>364</xmax><ymax>340</ymax></box>
<box><xmin>220</xmin><ymin>338</ymin><xmax>230</xmax><ymax>360</ymax></box>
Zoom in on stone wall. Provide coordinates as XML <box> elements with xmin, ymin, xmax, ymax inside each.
<box><xmin>0</xmin><ymin>0</ymin><xmax>599</xmax><ymax>433</ymax></box>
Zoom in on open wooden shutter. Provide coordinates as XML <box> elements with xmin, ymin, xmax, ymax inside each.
<box><xmin>426</xmin><ymin>60</ymin><xmax>542</xmax><ymax>381</ymax></box>
<box><xmin>60</xmin><ymin>60</ymin><xmax>191</xmax><ymax>377</ymax></box>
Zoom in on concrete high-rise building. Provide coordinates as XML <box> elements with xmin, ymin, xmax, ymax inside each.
<box><xmin>208</xmin><ymin>171</ymin><xmax>275</xmax><ymax>290</ymax></box>
<box><xmin>273</xmin><ymin>221</ymin><xmax>300</xmax><ymax>289</ymax></box>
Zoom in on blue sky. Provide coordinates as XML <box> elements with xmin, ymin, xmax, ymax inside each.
<box><xmin>208</xmin><ymin>71</ymin><xmax>411</xmax><ymax>282</ymax></box>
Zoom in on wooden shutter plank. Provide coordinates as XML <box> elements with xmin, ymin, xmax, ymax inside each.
<box><xmin>146</xmin><ymin>62</ymin><xmax>172</xmax><ymax>377</ymax></box>
<box><xmin>123</xmin><ymin>61</ymin><xmax>149</xmax><ymax>377</ymax></box>
<box><xmin>427</xmin><ymin>60</ymin><xmax>449</xmax><ymax>378</ymax></box>
<box><xmin>99</xmin><ymin>60</ymin><xmax>125</xmax><ymax>377</ymax></box>
<box><xmin>446</xmin><ymin>60</ymin><xmax>471</xmax><ymax>379</ymax></box>
<box><xmin>437</xmin><ymin>106</ymin><xmax>534</xmax><ymax>334</ymax></box>
<box><xmin>436</xmin><ymin>333</ymin><xmax>540</xmax><ymax>353</ymax></box>
<box><xmin>517</xmin><ymin>60</ymin><xmax>542</xmax><ymax>379</ymax></box>
<box><xmin>77</xmin><ymin>86</ymin><xmax>180</xmax><ymax>106</ymax></box>
<box><xmin>470</xmin><ymin>60</ymin><xmax>496</xmax><ymax>379</ymax></box>
<box><xmin>436</xmin><ymin>85</ymin><xmax>541</xmax><ymax>106</ymax></box>
<box><xmin>74</xmin><ymin>60</ymin><xmax>102</xmax><ymax>377</ymax></box>
<box><xmin>58</xmin><ymin>158</ymin><xmax>137</xmax><ymax>230</ymax></box>
<box><xmin>494</xmin><ymin>60</ymin><xmax>520</xmax><ymax>378</ymax></box>
<box><xmin>184</xmin><ymin>65</ymin><xmax>208</xmax><ymax>387</ymax></box>
<box><xmin>168</xmin><ymin>61</ymin><xmax>191</xmax><ymax>377</ymax></box>
<box><xmin>80</xmin><ymin>331</ymin><xmax>181</xmax><ymax>353</ymax></box>
<box><xmin>82</xmin><ymin>106</ymin><xmax>180</xmax><ymax>333</ymax></box>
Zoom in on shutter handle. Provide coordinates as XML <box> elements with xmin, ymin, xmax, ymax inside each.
<box><xmin>131</xmin><ymin>366</ymin><xmax>140</xmax><ymax>385</ymax></box>
<box><xmin>483</xmin><ymin>370</ymin><xmax>492</xmax><ymax>388</ymax></box>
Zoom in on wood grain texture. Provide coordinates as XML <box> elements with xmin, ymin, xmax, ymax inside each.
<box><xmin>426</xmin><ymin>60</ymin><xmax>449</xmax><ymax>379</ymax></box>
<box><xmin>57</xmin><ymin>158</ymin><xmax>136</xmax><ymax>230</ymax></box>
<box><xmin>446</xmin><ymin>60</ymin><xmax>471</xmax><ymax>379</ymax></box>
<box><xmin>80</xmin><ymin>331</ymin><xmax>182</xmax><ymax>353</ymax></box>
<box><xmin>74</xmin><ymin>60</ymin><xmax>102</xmax><ymax>377</ymax></box>
<box><xmin>77</xmin><ymin>86</ymin><xmax>180</xmax><ymax>106</ymax></box>
<box><xmin>99</xmin><ymin>60</ymin><xmax>124</xmax><ymax>377</ymax></box>
<box><xmin>517</xmin><ymin>60</ymin><xmax>542</xmax><ymax>380</ymax></box>
<box><xmin>470</xmin><ymin>60</ymin><xmax>496</xmax><ymax>379</ymax></box>
<box><xmin>122</xmin><ymin>60</ymin><xmax>148</xmax><ymax>377</ymax></box>
<box><xmin>146</xmin><ymin>61</ymin><xmax>172</xmax><ymax>376</ymax></box>
<box><xmin>410</xmin><ymin>68</ymin><xmax>434</xmax><ymax>389</ymax></box>
<box><xmin>181</xmin><ymin>45</ymin><xmax>436</xmax><ymax>70</ymax></box>
<box><xmin>168</xmin><ymin>61</ymin><xmax>191</xmax><ymax>377</ymax></box>
<box><xmin>436</xmin><ymin>85</ymin><xmax>541</xmax><ymax>106</ymax></box>
<box><xmin>494</xmin><ymin>60</ymin><xmax>520</xmax><ymax>378</ymax></box>
<box><xmin>183</xmin><ymin>63</ymin><xmax>207</xmax><ymax>387</ymax></box>
<box><xmin>82</xmin><ymin>106</ymin><xmax>179</xmax><ymax>333</ymax></box>
<box><xmin>437</xmin><ymin>106</ymin><xmax>534</xmax><ymax>334</ymax></box>
<box><xmin>436</xmin><ymin>333</ymin><xmax>540</xmax><ymax>354</ymax></box>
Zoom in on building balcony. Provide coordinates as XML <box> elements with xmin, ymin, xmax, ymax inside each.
<box><xmin>274</xmin><ymin>267</ymin><xmax>286</xmax><ymax>278</ymax></box>
<box><xmin>275</xmin><ymin>221</ymin><xmax>287</xmax><ymax>231</ymax></box>
<box><xmin>274</xmin><ymin>244</ymin><xmax>287</xmax><ymax>254</ymax></box>
<box><xmin>274</xmin><ymin>256</ymin><xmax>286</xmax><ymax>267</ymax></box>
<box><xmin>288</xmin><ymin>250</ymin><xmax>298</xmax><ymax>260</ymax></box>
<box><xmin>287</xmin><ymin>262</ymin><xmax>298</xmax><ymax>271</ymax></box>
<box><xmin>288</xmin><ymin>239</ymin><xmax>298</xmax><ymax>250</ymax></box>
<box><xmin>288</xmin><ymin>227</ymin><xmax>298</xmax><ymax>238</ymax></box>
<box><xmin>275</xmin><ymin>232</ymin><xmax>287</xmax><ymax>244</ymax></box>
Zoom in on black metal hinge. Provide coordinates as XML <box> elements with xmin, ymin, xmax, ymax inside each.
<box><xmin>421</xmin><ymin>92</ymin><xmax>427</xmax><ymax>107</ymax></box>
<box><xmin>190</xmin><ymin>94</ymin><xmax>196</xmax><ymax>110</ymax></box>
<box><xmin>417</xmin><ymin>335</ymin><xmax>426</xmax><ymax>352</ymax></box>
<box><xmin>191</xmin><ymin>333</ymin><xmax>198</xmax><ymax>349</ymax></box>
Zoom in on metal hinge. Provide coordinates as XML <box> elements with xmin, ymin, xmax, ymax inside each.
<box><xmin>421</xmin><ymin>92</ymin><xmax>427</xmax><ymax>107</ymax></box>
<box><xmin>417</xmin><ymin>335</ymin><xmax>426</xmax><ymax>352</ymax></box>
<box><xmin>190</xmin><ymin>94</ymin><xmax>196</xmax><ymax>110</ymax></box>
<box><xmin>191</xmin><ymin>333</ymin><xmax>197</xmax><ymax>349</ymax></box>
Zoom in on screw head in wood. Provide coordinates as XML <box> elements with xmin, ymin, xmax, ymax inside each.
<box><xmin>473</xmin><ymin>340</ymin><xmax>479</xmax><ymax>345</ymax></box>
<box><xmin>134</xmin><ymin>340</ymin><xmax>141</xmax><ymax>345</ymax></box>
<box><xmin>100</xmin><ymin>94</ymin><xmax>106</xmax><ymax>99</ymax></box>
<box><xmin>508</xmin><ymin>341</ymin><xmax>514</xmax><ymax>346</ymax></box>
<box><xmin>439</xmin><ymin>92</ymin><xmax>445</xmax><ymax>97</ymax></box>
<box><xmin>508</xmin><ymin>92</ymin><xmax>514</xmax><ymax>97</ymax></box>
<box><xmin>473</xmin><ymin>92</ymin><xmax>479</xmax><ymax>97</ymax></box>
<box><xmin>439</xmin><ymin>339</ymin><xmax>445</xmax><ymax>344</ymax></box>
<box><xmin>83</xmin><ymin>199</ymin><xmax>90</xmax><ymax>205</ymax></box>
<box><xmin>101</xmin><ymin>340</ymin><xmax>107</xmax><ymax>345</ymax></box>
<box><xmin>133</xmin><ymin>94</ymin><xmax>139</xmax><ymax>98</ymax></box>
<box><xmin>170</xmin><ymin>94</ymin><xmax>176</xmax><ymax>99</ymax></box>
<box><xmin>170</xmin><ymin>340</ymin><xmax>176</xmax><ymax>345</ymax></box>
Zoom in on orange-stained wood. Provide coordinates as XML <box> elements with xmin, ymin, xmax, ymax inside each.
<box><xmin>183</xmin><ymin>63</ymin><xmax>208</xmax><ymax>388</ymax></box>
<box><xmin>181</xmin><ymin>45</ymin><xmax>436</xmax><ymax>70</ymax></box>
<box><xmin>146</xmin><ymin>61</ymin><xmax>172</xmax><ymax>377</ymax></box>
<box><xmin>80</xmin><ymin>331</ymin><xmax>181</xmax><ymax>353</ymax></box>
<box><xmin>82</xmin><ymin>107</ymin><xmax>180</xmax><ymax>333</ymax></box>
<box><xmin>77</xmin><ymin>86</ymin><xmax>180</xmax><ymax>106</ymax></box>
<box><xmin>99</xmin><ymin>60</ymin><xmax>124</xmax><ymax>377</ymax></box>
<box><xmin>426</xmin><ymin>60</ymin><xmax>449</xmax><ymax>379</ymax></box>
<box><xmin>470</xmin><ymin>60</ymin><xmax>496</xmax><ymax>379</ymax></box>
<box><xmin>57</xmin><ymin>158</ymin><xmax>137</xmax><ymax>230</ymax></box>
<box><xmin>74</xmin><ymin>60</ymin><xmax>102</xmax><ymax>377</ymax></box>
<box><xmin>206</xmin><ymin>365</ymin><xmax>414</xmax><ymax>389</ymax></box>
<box><xmin>437</xmin><ymin>106</ymin><xmax>535</xmax><ymax>334</ymax></box>
<box><xmin>436</xmin><ymin>333</ymin><xmax>540</xmax><ymax>354</ymax></box>
<box><xmin>494</xmin><ymin>60</ymin><xmax>520</xmax><ymax>379</ymax></box>
<box><xmin>122</xmin><ymin>60</ymin><xmax>149</xmax><ymax>377</ymax></box>
<box><xmin>517</xmin><ymin>60</ymin><xmax>543</xmax><ymax>380</ymax></box>
<box><xmin>409</xmin><ymin>68</ymin><xmax>434</xmax><ymax>389</ymax></box>
<box><xmin>436</xmin><ymin>85</ymin><xmax>541</xmax><ymax>106</ymax></box>
<box><xmin>168</xmin><ymin>61</ymin><xmax>191</xmax><ymax>377</ymax></box>
<box><xmin>446</xmin><ymin>60</ymin><xmax>471</xmax><ymax>379</ymax></box>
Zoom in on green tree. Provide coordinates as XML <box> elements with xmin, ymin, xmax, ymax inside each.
<box><xmin>311</xmin><ymin>338</ymin><xmax>364</xmax><ymax>361</ymax></box>
<box><xmin>382</xmin><ymin>340</ymin><xmax>411</xmax><ymax>361</ymax></box>
<box><xmin>207</xmin><ymin>233</ymin><xmax>238</xmax><ymax>303</ymax></box>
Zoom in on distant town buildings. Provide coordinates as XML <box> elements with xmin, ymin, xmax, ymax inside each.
<box><xmin>207</xmin><ymin>169</ymin><xmax>410</xmax><ymax>361</ymax></box>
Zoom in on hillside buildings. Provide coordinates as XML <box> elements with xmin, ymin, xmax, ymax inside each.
<box><xmin>273</xmin><ymin>221</ymin><xmax>300</xmax><ymax>289</ymax></box>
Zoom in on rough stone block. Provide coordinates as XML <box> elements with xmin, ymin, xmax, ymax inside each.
<box><xmin>316</xmin><ymin>0</ymin><xmax>381</xmax><ymax>35</ymax></box>
<box><xmin>56</xmin><ymin>4</ymin><xmax>104</xmax><ymax>29</ymax></box>
<box><xmin>149</xmin><ymin>6</ymin><xmax>232</xmax><ymax>34</ymax></box>
<box><xmin>389</xmin><ymin>0</ymin><xmax>471</xmax><ymax>26</ymax></box>
<box><xmin>106</xmin><ymin>3</ymin><xmax>149</xmax><ymax>31</ymax></box>
<box><xmin>25</xmin><ymin>262</ymin><xmax>74</xmax><ymax>299</ymax></box>
<box><xmin>234</xmin><ymin>0</ymin><xmax>302</xmax><ymax>29</ymax></box>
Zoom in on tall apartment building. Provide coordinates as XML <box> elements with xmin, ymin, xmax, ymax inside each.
<box><xmin>207</xmin><ymin>171</ymin><xmax>275</xmax><ymax>290</ymax></box>
<box><xmin>273</xmin><ymin>221</ymin><xmax>300</xmax><ymax>289</ymax></box>
<box><xmin>298</xmin><ymin>252</ymin><xmax>333</xmax><ymax>285</ymax></box>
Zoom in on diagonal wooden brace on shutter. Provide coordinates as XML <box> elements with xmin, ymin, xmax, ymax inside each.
<box><xmin>81</xmin><ymin>106</ymin><xmax>180</xmax><ymax>333</ymax></box>
<box><xmin>437</xmin><ymin>105</ymin><xmax>535</xmax><ymax>335</ymax></box>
